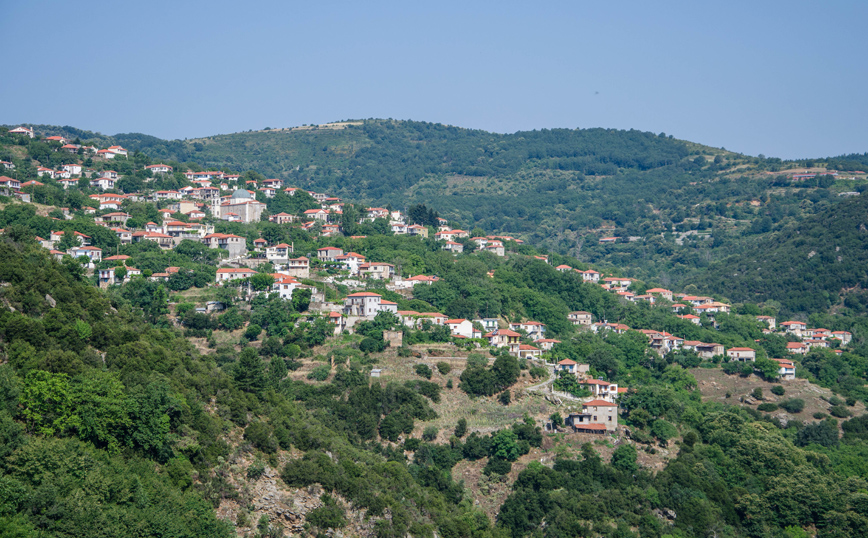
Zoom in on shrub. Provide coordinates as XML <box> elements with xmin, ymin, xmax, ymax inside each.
<box><xmin>246</xmin><ymin>461</ymin><xmax>266</xmax><ymax>480</ymax></box>
<box><xmin>482</xmin><ymin>457</ymin><xmax>512</xmax><ymax>476</ymax></box>
<box><xmin>651</xmin><ymin>419</ymin><xmax>678</xmax><ymax>442</ymax></box>
<box><xmin>245</xmin><ymin>422</ymin><xmax>278</xmax><ymax>453</ymax></box>
<box><xmin>454</xmin><ymin>418</ymin><xmax>467</xmax><ymax>438</ymax></box>
<box><xmin>404</xmin><ymin>438</ymin><xmax>421</xmax><ymax>451</ymax></box>
<box><xmin>830</xmin><ymin>405</ymin><xmax>851</xmax><ymax>418</ymax></box>
<box><xmin>752</xmin><ymin>388</ymin><xmax>763</xmax><ymax>400</ymax></box>
<box><xmin>779</xmin><ymin>398</ymin><xmax>805</xmax><ymax>413</ymax></box>
<box><xmin>422</xmin><ymin>426</ymin><xmax>438</xmax><ymax>442</ymax></box>
<box><xmin>307</xmin><ymin>364</ymin><xmax>331</xmax><ymax>381</ymax></box>
<box><xmin>549</xmin><ymin>413</ymin><xmax>563</xmax><ymax>428</ymax></box>
<box><xmin>244</xmin><ymin>323</ymin><xmax>262</xmax><ymax>341</ymax></box>
<box><xmin>397</xmin><ymin>346</ymin><xmax>412</xmax><ymax>357</ymax></box>
<box><xmin>306</xmin><ymin>494</ymin><xmax>347</xmax><ymax>529</ymax></box>
<box><xmin>847</xmin><ymin>397</ymin><xmax>857</xmax><ymax>407</ymax></box>
<box><xmin>771</xmin><ymin>385</ymin><xmax>785</xmax><ymax>396</ymax></box>
<box><xmin>529</xmin><ymin>366</ymin><xmax>548</xmax><ymax>379</ymax></box>
<box><xmin>499</xmin><ymin>390</ymin><xmax>511</xmax><ymax>405</ymax></box>
<box><xmin>446</xmin><ymin>379</ymin><xmax>453</xmax><ymax>389</ymax></box>
<box><xmin>415</xmin><ymin>364</ymin><xmax>433</xmax><ymax>379</ymax></box>
<box><xmin>829</xmin><ymin>396</ymin><xmax>844</xmax><ymax>406</ymax></box>
<box><xmin>757</xmin><ymin>403</ymin><xmax>778</xmax><ymax>412</ymax></box>
<box><xmin>813</xmin><ymin>412</ymin><xmax>828</xmax><ymax>419</ymax></box>
<box><xmin>436</xmin><ymin>361</ymin><xmax>451</xmax><ymax>375</ymax></box>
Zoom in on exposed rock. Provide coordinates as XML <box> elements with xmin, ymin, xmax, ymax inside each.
<box><xmin>45</xmin><ymin>294</ymin><xmax>56</xmax><ymax>307</ymax></box>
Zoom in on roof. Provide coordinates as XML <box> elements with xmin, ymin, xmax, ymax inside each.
<box><xmin>583</xmin><ymin>399</ymin><xmax>617</xmax><ymax>407</ymax></box>
<box><xmin>446</xmin><ymin>319</ymin><xmax>468</xmax><ymax>324</ymax></box>
<box><xmin>574</xmin><ymin>423</ymin><xmax>607</xmax><ymax>431</ymax></box>
<box><xmin>518</xmin><ymin>344</ymin><xmax>540</xmax><ymax>351</ymax></box>
<box><xmin>580</xmin><ymin>379</ymin><xmax>611</xmax><ymax>386</ymax></box>
<box><xmin>558</xmin><ymin>359</ymin><xmax>577</xmax><ymax>365</ymax></box>
<box><xmin>484</xmin><ymin>329</ymin><xmax>521</xmax><ymax>337</ymax></box>
<box><xmin>728</xmin><ymin>347</ymin><xmax>755</xmax><ymax>352</ymax></box>
<box><xmin>346</xmin><ymin>292</ymin><xmax>382</xmax><ymax>297</ymax></box>
<box><xmin>216</xmin><ymin>268</ymin><xmax>257</xmax><ymax>274</ymax></box>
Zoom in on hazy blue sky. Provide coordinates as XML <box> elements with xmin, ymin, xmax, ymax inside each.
<box><xmin>2</xmin><ymin>1</ymin><xmax>866</xmax><ymax>158</ymax></box>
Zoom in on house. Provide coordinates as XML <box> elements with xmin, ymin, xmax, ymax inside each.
<box><xmin>678</xmin><ymin>314</ymin><xmax>701</xmax><ymax>325</ymax></box>
<box><xmin>756</xmin><ymin>316</ymin><xmax>776</xmax><ymax>330</ymax></box>
<box><xmin>786</xmin><ymin>342</ymin><xmax>808</xmax><ymax>355</ymax></box>
<box><xmin>483</xmin><ymin>241</ymin><xmax>506</xmax><ymax>256</ymax></box>
<box><xmin>771</xmin><ymin>358</ymin><xmax>796</xmax><ymax>380</ymax></box>
<box><xmin>780</xmin><ymin>321</ymin><xmax>807</xmax><ymax>337</ymax></box>
<box><xmin>336</xmin><ymin>252</ymin><xmax>366</xmax><ymax>274</ymax></box>
<box><xmin>579</xmin><ymin>379</ymin><xmax>620</xmax><ymax>401</ymax></box>
<box><xmin>598</xmin><ymin>237</ymin><xmax>619</xmax><ymax>244</ymax></box>
<box><xmin>90</xmin><ymin>178</ymin><xmax>116</xmax><ymax>190</ymax></box>
<box><xmin>106</xmin><ymin>145</ymin><xmax>128</xmax><ymax>157</ymax></box>
<box><xmin>403</xmin><ymin>274</ymin><xmax>439</xmax><ymax>286</ymax></box>
<box><xmin>361</xmin><ymin>262</ymin><xmax>395</xmax><ymax>280</ymax></box>
<box><xmin>557</xmin><ymin>359</ymin><xmax>587</xmax><ymax>375</ymax></box>
<box><xmin>407</xmin><ymin>224</ymin><xmax>428</xmax><ymax>238</ymax></box>
<box><xmin>216</xmin><ymin>189</ymin><xmax>266</xmax><ymax>223</ymax></box>
<box><xmin>269</xmin><ymin>212</ymin><xmax>296</xmax><ymax>224</ymax></box>
<box><xmin>474</xmin><ymin>318</ymin><xmax>500</xmax><ymax>332</ymax></box>
<box><xmin>61</xmin><ymin>163</ymin><xmax>83</xmax><ymax>176</ymax></box>
<box><xmin>36</xmin><ymin>167</ymin><xmax>55</xmax><ymax>179</ymax></box>
<box><xmin>317</xmin><ymin>247</ymin><xmax>344</xmax><ymax>262</ymax></box>
<box><xmin>67</xmin><ymin>246</ymin><xmax>102</xmax><ymax>264</ymax></box>
<box><xmin>832</xmin><ymin>331</ymin><xmax>853</xmax><ymax>345</ymax></box>
<box><xmin>0</xmin><ymin>161</ymin><xmax>14</xmax><ymax>170</ymax></box>
<box><xmin>446</xmin><ymin>319</ymin><xmax>480</xmax><ymax>339</ymax></box>
<box><xmin>417</xmin><ymin>312</ymin><xmax>448</xmax><ymax>326</ymax></box>
<box><xmin>202</xmin><ymin>233</ymin><xmax>247</xmax><ymax>258</ymax></box>
<box><xmin>304</xmin><ymin>208</ymin><xmax>330</xmax><ymax>221</ymax></box>
<box><xmin>537</xmin><ymin>338</ymin><xmax>560</xmax><ymax>351</ymax></box>
<box><xmin>727</xmin><ymin>347</ymin><xmax>756</xmax><ymax>362</ymax></box>
<box><xmin>265</xmin><ymin>243</ymin><xmax>293</xmax><ymax>264</ymax></box>
<box><xmin>8</xmin><ymin>126</ymin><xmax>34</xmax><ymax>138</ymax></box>
<box><xmin>272</xmin><ymin>275</ymin><xmax>302</xmax><ymax>300</ymax></box>
<box><xmin>568</xmin><ymin>311</ymin><xmax>594</xmax><ymax>326</ymax></box>
<box><xmin>568</xmin><ymin>400</ymin><xmax>618</xmax><ymax>433</ymax></box>
<box><xmin>682</xmin><ymin>341</ymin><xmax>725</xmax><ymax>359</ymax></box>
<box><xmin>284</xmin><ymin>257</ymin><xmax>310</xmax><ymax>278</ymax></box>
<box><xmin>509</xmin><ymin>321</ymin><xmax>546</xmax><ymax>340</ymax></box>
<box><xmin>442</xmin><ymin>241</ymin><xmax>464</xmax><ymax>253</ymax></box>
<box><xmin>577</xmin><ymin>269</ymin><xmax>601</xmax><ymax>282</ymax></box>
<box><xmin>132</xmin><ymin>231</ymin><xmax>174</xmax><ymax>249</ymax></box>
<box><xmin>146</xmin><ymin>164</ymin><xmax>173</xmax><ymax>174</ymax></box>
<box><xmin>518</xmin><ymin>344</ymin><xmax>542</xmax><ymax>359</ymax></box>
<box><xmin>0</xmin><ymin>176</ymin><xmax>22</xmax><ymax>193</ymax></box>
<box><xmin>646</xmin><ymin>288</ymin><xmax>674</xmax><ymax>301</ymax></box>
<box><xmin>98</xmin><ymin>212</ymin><xmax>131</xmax><ymax>225</ymax></box>
<box><xmin>215</xmin><ymin>267</ymin><xmax>257</xmax><ymax>283</ymax></box>
<box><xmin>343</xmin><ymin>292</ymin><xmax>398</xmax><ymax>318</ymax></box>
<box><xmin>484</xmin><ymin>329</ymin><xmax>521</xmax><ymax>355</ymax></box>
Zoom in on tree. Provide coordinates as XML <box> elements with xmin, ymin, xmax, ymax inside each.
<box><xmin>250</xmin><ymin>273</ymin><xmax>275</xmax><ymax>292</ymax></box>
<box><xmin>454</xmin><ymin>418</ymin><xmax>467</xmax><ymax>438</ymax></box>
<box><xmin>235</xmin><ymin>347</ymin><xmax>266</xmax><ymax>394</ymax></box>
<box><xmin>490</xmin><ymin>428</ymin><xmax>521</xmax><ymax>461</ymax></box>
<box><xmin>610</xmin><ymin>443</ymin><xmax>638</xmax><ymax>473</ymax></box>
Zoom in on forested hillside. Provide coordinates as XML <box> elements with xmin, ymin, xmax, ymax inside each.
<box><xmin>692</xmin><ymin>194</ymin><xmax>868</xmax><ymax>314</ymax></box>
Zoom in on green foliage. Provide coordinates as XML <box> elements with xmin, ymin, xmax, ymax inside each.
<box><xmin>780</xmin><ymin>399</ymin><xmax>806</xmax><ymax>413</ymax></box>
<box><xmin>454</xmin><ymin>418</ymin><xmax>467</xmax><ymax>438</ymax></box>
<box><xmin>306</xmin><ymin>494</ymin><xmax>347</xmax><ymax>530</ymax></box>
<box><xmin>414</xmin><ymin>363</ymin><xmax>433</xmax><ymax>379</ymax></box>
<box><xmin>610</xmin><ymin>443</ymin><xmax>638</xmax><ymax>473</ymax></box>
<box><xmin>422</xmin><ymin>426</ymin><xmax>438</xmax><ymax>442</ymax></box>
<box><xmin>757</xmin><ymin>403</ymin><xmax>779</xmax><ymax>412</ymax></box>
<box><xmin>650</xmin><ymin>418</ymin><xmax>678</xmax><ymax>442</ymax></box>
<box><xmin>307</xmin><ymin>364</ymin><xmax>331</xmax><ymax>382</ymax></box>
<box><xmin>459</xmin><ymin>354</ymin><xmax>520</xmax><ymax>397</ymax></box>
<box><xmin>771</xmin><ymin>385</ymin><xmax>786</xmax><ymax>396</ymax></box>
<box><xmin>436</xmin><ymin>361</ymin><xmax>451</xmax><ymax>375</ymax></box>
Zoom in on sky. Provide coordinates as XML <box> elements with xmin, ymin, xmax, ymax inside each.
<box><xmin>1</xmin><ymin>1</ymin><xmax>866</xmax><ymax>159</ymax></box>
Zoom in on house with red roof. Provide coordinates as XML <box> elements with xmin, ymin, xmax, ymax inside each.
<box><xmin>442</xmin><ymin>241</ymin><xmax>464</xmax><ymax>253</ymax></box>
<box><xmin>8</xmin><ymin>126</ymin><xmax>34</xmax><ymax>138</ymax></box>
<box><xmin>445</xmin><ymin>318</ymin><xmax>480</xmax><ymax>339</ymax></box>
<box><xmin>342</xmin><ymin>292</ymin><xmax>398</xmax><ymax>318</ymax></box>
<box><xmin>215</xmin><ymin>267</ymin><xmax>257</xmax><ymax>283</ymax></box>
<box><xmin>771</xmin><ymin>358</ymin><xmax>796</xmax><ymax>380</ymax></box>
<box><xmin>484</xmin><ymin>329</ymin><xmax>521</xmax><ymax>355</ymax></box>
<box><xmin>265</xmin><ymin>243</ymin><xmax>293</xmax><ymax>264</ymax></box>
<box><xmin>726</xmin><ymin>347</ymin><xmax>756</xmax><ymax>362</ymax></box>
<box><xmin>780</xmin><ymin>321</ymin><xmax>807</xmax><ymax>337</ymax></box>
<box><xmin>786</xmin><ymin>342</ymin><xmax>808</xmax><ymax>355</ymax></box>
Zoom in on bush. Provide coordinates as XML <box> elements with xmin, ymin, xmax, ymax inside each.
<box><xmin>245</xmin><ymin>422</ymin><xmax>278</xmax><ymax>453</ymax></box>
<box><xmin>436</xmin><ymin>361</ymin><xmax>451</xmax><ymax>375</ymax></box>
<box><xmin>830</xmin><ymin>405</ymin><xmax>851</xmax><ymax>418</ymax></box>
<box><xmin>446</xmin><ymin>379</ymin><xmax>453</xmax><ymax>389</ymax></box>
<box><xmin>847</xmin><ymin>397</ymin><xmax>857</xmax><ymax>407</ymax></box>
<box><xmin>307</xmin><ymin>364</ymin><xmax>331</xmax><ymax>381</ymax></box>
<box><xmin>404</xmin><ymin>438</ymin><xmax>421</xmax><ymax>451</ymax></box>
<box><xmin>247</xmin><ymin>461</ymin><xmax>266</xmax><ymax>480</ymax></box>
<box><xmin>397</xmin><ymin>346</ymin><xmax>412</xmax><ymax>357</ymax></box>
<box><xmin>779</xmin><ymin>398</ymin><xmax>805</xmax><ymax>413</ymax></box>
<box><xmin>306</xmin><ymin>494</ymin><xmax>347</xmax><ymax>529</ymax></box>
<box><xmin>482</xmin><ymin>457</ymin><xmax>512</xmax><ymax>476</ymax></box>
<box><xmin>454</xmin><ymin>418</ymin><xmax>467</xmax><ymax>438</ymax></box>
<box><xmin>499</xmin><ymin>390</ymin><xmax>511</xmax><ymax>405</ymax></box>
<box><xmin>529</xmin><ymin>366</ymin><xmax>548</xmax><ymax>379</ymax></box>
<box><xmin>651</xmin><ymin>419</ymin><xmax>678</xmax><ymax>442</ymax></box>
<box><xmin>244</xmin><ymin>323</ymin><xmax>262</xmax><ymax>341</ymax></box>
<box><xmin>360</xmin><ymin>336</ymin><xmax>384</xmax><ymax>354</ymax></box>
<box><xmin>752</xmin><ymin>388</ymin><xmax>763</xmax><ymax>400</ymax></box>
<box><xmin>422</xmin><ymin>426</ymin><xmax>438</xmax><ymax>441</ymax></box>
<box><xmin>813</xmin><ymin>412</ymin><xmax>828</xmax><ymax>419</ymax></box>
<box><xmin>829</xmin><ymin>396</ymin><xmax>844</xmax><ymax>406</ymax></box>
<box><xmin>415</xmin><ymin>364</ymin><xmax>433</xmax><ymax>379</ymax></box>
<box><xmin>757</xmin><ymin>403</ymin><xmax>778</xmax><ymax>412</ymax></box>
<box><xmin>771</xmin><ymin>385</ymin><xmax>785</xmax><ymax>396</ymax></box>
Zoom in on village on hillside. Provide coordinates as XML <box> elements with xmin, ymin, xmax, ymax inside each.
<box><xmin>0</xmin><ymin>125</ymin><xmax>853</xmax><ymax>437</ymax></box>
